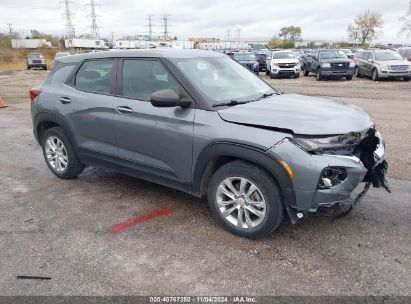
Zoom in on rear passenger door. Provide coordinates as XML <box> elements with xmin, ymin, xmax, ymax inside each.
<box><xmin>112</xmin><ymin>58</ymin><xmax>195</xmax><ymax>187</ymax></box>
<box><xmin>64</xmin><ymin>59</ymin><xmax>118</xmax><ymax>156</ymax></box>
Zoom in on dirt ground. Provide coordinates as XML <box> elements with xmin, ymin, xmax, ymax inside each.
<box><xmin>0</xmin><ymin>70</ymin><xmax>410</xmax><ymax>296</ymax></box>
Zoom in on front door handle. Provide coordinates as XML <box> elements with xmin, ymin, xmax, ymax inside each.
<box><xmin>116</xmin><ymin>106</ymin><xmax>134</xmax><ymax>114</ymax></box>
<box><xmin>59</xmin><ymin>97</ymin><xmax>72</xmax><ymax>104</ymax></box>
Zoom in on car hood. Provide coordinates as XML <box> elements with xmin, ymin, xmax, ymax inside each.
<box><xmin>218</xmin><ymin>93</ymin><xmax>374</xmax><ymax>135</ymax></box>
<box><xmin>271</xmin><ymin>58</ymin><xmax>299</xmax><ymax>63</ymax></box>
<box><xmin>319</xmin><ymin>58</ymin><xmax>352</xmax><ymax>63</ymax></box>
<box><xmin>377</xmin><ymin>60</ymin><xmax>411</xmax><ymax>66</ymax></box>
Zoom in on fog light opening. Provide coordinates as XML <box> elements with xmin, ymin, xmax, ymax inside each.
<box><xmin>318</xmin><ymin>167</ymin><xmax>347</xmax><ymax>189</ymax></box>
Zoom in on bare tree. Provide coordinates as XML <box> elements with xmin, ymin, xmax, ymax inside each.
<box><xmin>400</xmin><ymin>1</ymin><xmax>411</xmax><ymax>37</ymax></box>
<box><xmin>347</xmin><ymin>10</ymin><xmax>383</xmax><ymax>46</ymax></box>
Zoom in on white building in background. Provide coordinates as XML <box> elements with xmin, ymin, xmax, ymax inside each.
<box><xmin>11</xmin><ymin>39</ymin><xmax>52</xmax><ymax>49</ymax></box>
<box><xmin>64</xmin><ymin>39</ymin><xmax>109</xmax><ymax>49</ymax></box>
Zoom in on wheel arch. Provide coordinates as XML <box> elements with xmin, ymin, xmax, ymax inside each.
<box><xmin>192</xmin><ymin>142</ymin><xmax>296</xmax><ymax>211</ymax></box>
<box><xmin>34</xmin><ymin>112</ymin><xmax>77</xmax><ymax>148</ymax></box>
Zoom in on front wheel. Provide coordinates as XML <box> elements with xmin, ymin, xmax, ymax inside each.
<box><xmin>316</xmin><ymin>69</ymin><xmax>322</xmax><ymax>81</ymax></box>
<box><xmin>42</xmin><ymin>127</ymin><xmax>85</xmax><ymax>179</ymax></box>
<box><xmin>303</xmin><ymin>70</ymin><xmax>309</xmax><ymax>76</ymax></box>
<box><xmin>207</xmin><ymin>161</ymin><xmax>284</xmax><ymax>239</ymax></box>
<box><xmin>346</xmin><ymin>75</ymin><xmax>353</xmax><ymax>81</ymax></box>
<box><xmin>372</xmin><ymin>69</ymin><xmax>379</xmax><ymax>81</ymax></box>
<box><xmin>403</xmin><ymin>77</ymin><xmax>410</xmax><ymax>82</ymax></box>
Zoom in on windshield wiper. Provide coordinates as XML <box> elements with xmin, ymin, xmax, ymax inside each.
<box><xmin>212</xmin><ymin>100</ymin><xmax>251</xmax><ymax>108</ymax></box>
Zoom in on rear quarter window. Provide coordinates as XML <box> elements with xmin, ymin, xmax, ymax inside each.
<box><xmin>74</xmin><ymin>59</ymin><xmax>114</xmax><ymax>94</ymax></box>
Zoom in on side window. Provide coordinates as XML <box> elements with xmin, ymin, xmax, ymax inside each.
<box><xmin>122</xmin><ymin>59</ymin><xmax>179</xmax><ymax>101</ymax></box>
<box><xmin>75</xmin><ymin>60</ymin><xmax>114</xmax><ymax>94</ymax></box>
<box><xmin>362</xmin><ymin>52</ymin><xmax>370</xmax><ymax>60</ymax></box>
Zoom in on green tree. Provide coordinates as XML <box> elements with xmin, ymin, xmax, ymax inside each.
<box><xmin>279</xmin><ymin>26</ymin><xmax>302</xmax><ymax>43</ymax></box>
<box><xmin>347</xmin><ymin>10</ymin><xmax>383</xmax><ymax>46</ymax></box>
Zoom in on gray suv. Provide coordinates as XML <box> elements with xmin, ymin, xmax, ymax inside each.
<box><xmin>30</xmin><ymin>49</ymin><xmax>390</xmax><ymax>239</ymax></box>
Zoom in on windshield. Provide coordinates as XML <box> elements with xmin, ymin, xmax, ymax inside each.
<box><xmin>318</xmin><ymin>50</ymin><xmax>347</xmax><ymax>59</ymax></box>
<box><xmin>28</xmin><ymin>54</ymin><xmax>43</xmax><ymax>58</ymax></box>
<box><xmin>170</xmin><ymin>57</ymin><xmax>275</xmax><ymax>104</ymax></box>
<box><xmin>272</xmin><ymin>52</ymin><xmax>295</xmax><ymax>59</ymax></box>
<box><xmin>375</xmin><ymin>52</ymin><xmax>403</xmax><ymax>61</ymax></box>
<box><xmin>233</xmin><ymin>53</ymin><xmax>256</xmax><ymax>61</ymax></box>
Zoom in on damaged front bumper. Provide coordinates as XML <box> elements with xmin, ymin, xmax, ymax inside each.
<box><xmin>268</xmin><ymin>128</ymin><xmax>390</xmax><ymax>219</ymax></box>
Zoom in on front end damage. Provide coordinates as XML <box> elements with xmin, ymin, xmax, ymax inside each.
<box><xmin>269</xmin><ymin>128</ymin><xmax>390</xmax><ymax>222</ymax></box>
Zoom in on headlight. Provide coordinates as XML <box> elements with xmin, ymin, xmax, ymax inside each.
<box><xmin>291</xmin><ymin>135</ymin><xmax>350</xmax><ymax>152</ymax></box>
<box><xmin>349</xmin><ymin>62</ymin><xmax>355</xmax><ymax>67</ymax></box>
<box><xmin>295</xmin><ymin>63</ymin><xmax>300</xmax><ymax>68</ymax></box>
<box><xmin>322</xmin><ymin>63</ymin><xmax>331</xmax><ymax>68</ymax></box>
<box><xmin>271</xmin><ymin>62</ymin><xmax>278</xmax><ymax>67</ymax></box>
<box><xmin>380</xmin><ymin>64</ymin><xmax>388</xmax><ymax>70</ymax></box>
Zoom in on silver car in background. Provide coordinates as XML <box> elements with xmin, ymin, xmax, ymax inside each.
<box><xmin>355</xmin><ymin>49</ymin><xmax>411</xmax><ymax>81</ymax></box>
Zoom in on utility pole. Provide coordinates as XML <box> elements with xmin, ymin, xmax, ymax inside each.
<box><xmin>87</xmin><ymin>0</ymin><xmax>100</xmax><ymax>40</ymax></box>
<box><xmin>6</xmin><ymin>22</ymin><xmax>13</xmax><ymax>36</ymax></box>
<box><xmin>61</xmin><ymin>0</ymin><xmax>76</xmax><ymax>38</ymax></box>
<box><xmin>162</xmin><ymin>14</ymin><xmax>170</xmax><ymax>41</ymax></box>
<box><xmin>146</xmin><ymin>14</ymin><xmax>154</xmax><ymax>39</ymax></box>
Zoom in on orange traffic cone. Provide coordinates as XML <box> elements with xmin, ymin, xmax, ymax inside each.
<box><xmin>0</xmin><ymin>96</ymin><xmax>7</xmax><ymax>109</ymax></box>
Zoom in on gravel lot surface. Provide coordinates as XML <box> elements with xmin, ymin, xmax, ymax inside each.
<box><xmin>0</xmin><ymin>70</ymin><xmax>410</xmax><ymax>296</ymax></box>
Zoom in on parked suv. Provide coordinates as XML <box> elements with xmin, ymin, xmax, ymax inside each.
<box><xmin>27</xmin><ymin>53</ymin><xmax>47</xmax><ymax>70</ymax></box>
<box><xmin>304</xmin><ymin>49</ymin><xmax>355</xmax><ymax>80</ymax></box>
<box><xmin>255</xmin><ymin>53</ymin><xmax>268</xmax><ymax>71</ymax></box>
<box><xmin>232</xmin><ymin>52</ymin><xmax>259</xmax><ymax>74</ymax></box>
<box><xmin>355</xmin><ymin>50</ymin><xmax>411</xmax><ymax>81</ymax></box>
<box><xmin>266</xmin><ymin>50</ymin><xmax>300</xmax><ymax>78</ymax></box>
<box><xmin>30</xmin><ymin>49</ymin><xmax>389</xmax><ymax>239</ymax></box>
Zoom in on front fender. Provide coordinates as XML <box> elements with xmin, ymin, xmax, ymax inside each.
<box><xmin>192</xmin><ymin>142</ymin><xmax>296</xmax><ymax>210</ymax></box>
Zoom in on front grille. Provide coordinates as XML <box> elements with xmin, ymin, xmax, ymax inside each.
<box><xmin>389</xmin><ymin>65</ymin><xmax>408</xmax><ymax>71</ymax></box>
<box><xmin>330</xmin><ymin>62</ymin><xmax>349</xmax><ymax>69</ymax></box>
<box><xmin>278</xmin><ymin>63</ymin><xmax>296</xmax><ymax>68</ymax></box>
<box><xmin>32</xmin><ymin>60</ymin><xmax>42</xmax><ymax>63</ymax></box>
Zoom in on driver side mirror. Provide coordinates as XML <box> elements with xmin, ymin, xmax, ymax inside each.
<box><xmin>150</xmin><ymin>89</ymin><xmax>191</xmax><ymax>108</ymax></box>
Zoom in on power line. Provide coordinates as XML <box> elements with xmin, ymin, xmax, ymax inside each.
<box><xmin>162</xmin><ymin>14</ymin><xmax>170</xmax><ymax>40</ymax></box>
<box><xmin>146</xmin><ymin>14</ymin><xmax>154</xmax><ymax>38</ymax></box>
<box><xmin>6</xmin><ymin>22</ymin><xmax>13</xmax><ymax>35</ymax></box>
<box><xmin>61</xmin><ymin>0</ymin><xmax>75</xmax><ymax>38</ymax></box>
<box><xmin>87</xmin><ymin>0</ymin><xmax>100</xmax><ymax>39</ymax></box>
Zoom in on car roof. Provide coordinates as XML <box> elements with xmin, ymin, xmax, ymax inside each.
<box><xmin>56</xmin><ymin>48</ymin><xmax>226</xmax><ymax>64</ymax></box>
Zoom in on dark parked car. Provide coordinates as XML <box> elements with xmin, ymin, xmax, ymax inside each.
<box><xmin>232</xmin><ymin>52</ymin><xmax>259</xmax><ymax>74</ymax></box>
<box><xmin>304</xmin><ymin>49</ymin><xmax>355</xmax><ymax>80</ymax></box>
<box><xmin>355</xmin><ymin>50</ymin><xmax>411</xmax><ymax>81</ymax></box>
<box><xmin>26</xmin><ymin>53</ymin><xmax>47</xmax><ymax>70</ymax></box>
<box><xmin>255</xmin><ymin>53</ymin><xmax>268</xmax><ymax>71</ymax></box>
<box><xmin>30</xmin><ymin>49</ymin><xmax>389</xmax><ymax>239</ymax></box>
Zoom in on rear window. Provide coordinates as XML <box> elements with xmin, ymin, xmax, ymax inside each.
<box><xmin>74</xmin><ymin>60</ymin><xmax>114</xmax><ymax>94</ymax></box>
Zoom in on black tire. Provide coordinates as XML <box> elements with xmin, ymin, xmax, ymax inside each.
<box><xmin>371</xmin><ymin>69</ymin><xmax>379</xmax><ymax>81</ymax></box>
<box><xmin>403</xmin><ymin>77</ymin><xmax>410</xmax><ymax>82</ymax></box>
<box><xmin>316</xmin><ymin>69</ymin><xmax>322</xmax><ymax>81</ymax></box>
<box><xmin>265</xmin><ymin>69</ymin><xmax>270</xmax><ymax>76</ymax></box>
<box><xmin>270</xmin><ymin>73</ymin><xmax>276</xmax><ymax>79</ymax></box>
<box><xmin>303</xmin><ymin>70</ymin><xmax>309</xmax><ymax>76</ymax></box>
<box><xmin>346</xmin><ymin>75</ymin><xmax>353</xmax><ymax>81</ymax></box>
<box><xmin>42</xmin><ymin>127</ymin><xmax>85</xmax><ymax>179</ymax></box>
<box><xmin>207</xmin><ymin>161</ymin><xmax>284</xmax><ymax>239</ymax></box>
<box><xmin>295</xmin><ymin>73</ymin><xmax>300</xmax><ymax>78</ymax></box>
<box><xmin>354</xmin><ymin>67</ymin><xmax>361</xmax><ymax>77</ymax></box>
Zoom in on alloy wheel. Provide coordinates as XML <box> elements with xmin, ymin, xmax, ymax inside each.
<box><xmin>215</xmin><ymin>177</ymin><xmax>267</xmax><ymax>229</ymax></box>
<box><xmin>45</xmin><ymin>136</ymin><xmax>68</xmax><ymax>172</ymax></box>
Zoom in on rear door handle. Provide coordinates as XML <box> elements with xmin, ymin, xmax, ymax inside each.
<box><xmin>59</xmin><ymin>97</ymin><xmax>72</xmax><ymax>104</ymax></box>
<box><xmin>116</xmin><ymin>106</ymin><xmax>134</xmax><ymax>114</ymax></box>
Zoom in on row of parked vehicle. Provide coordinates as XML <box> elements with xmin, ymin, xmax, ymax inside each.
<box><xmin>229</xmin><ymin>47</ymin><xmax>411</xmax><ymax>82</ymax></box>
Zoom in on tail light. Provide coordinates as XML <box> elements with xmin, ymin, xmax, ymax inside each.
<box><xmin>408</xmin><ymin>58</ymin><xmax>411</xmax><ymax>62</ymax></box>
<box><xmin>29</xmin><ymin>87</ymin><xmax>42</xmax><ymax>102</ymax></box>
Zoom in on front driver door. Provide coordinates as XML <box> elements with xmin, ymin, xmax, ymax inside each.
<box><xmin>112</xmin><ymin>58</ymin><xmax>195</xmax><ymax>188</ymax></box>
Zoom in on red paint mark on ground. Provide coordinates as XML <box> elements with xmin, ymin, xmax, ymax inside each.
<box><xmin>111</xmin><ymin>208</ymin><xmax>174</xmax><ymax>232</ymax></box>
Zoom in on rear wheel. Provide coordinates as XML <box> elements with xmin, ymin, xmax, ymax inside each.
<box><xmin>303</xmin><ymin>70</ymin><xmax>309</xmax><ymax>76</ymax></box>
<box><xmin>372</xmin><ymin>69</ymin><xmax>379</xmax><ymax>81</ymax></box>
<box><xmin>42</xmin><ymin>127</ymin><xmax>85</xmax><ymax>179</ymax></box>
<box><xmin>207</xmin><ymin>161</ymin><xmax>284</xmax><ymax>239</ymax></box>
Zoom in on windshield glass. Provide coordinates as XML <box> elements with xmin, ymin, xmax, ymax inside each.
<box><xmin>272</xmin><ymin>51</ymin><xmax>295</xmax><ymax>59</ymax></box>
<box><xmin>28</xmin><ymin>54</ymin><xmax>43</xmax><ymax>58</ymax></box>
<box><xmin>170</xmin><ymin>57</ymin><xmax>275</xmax><ymax>104</ymax></box>
<box><xmin>375</xmin><ymin>51</ymin><xmax>403</xmax><ymax>61</ymax></box>
<box><xmin>318</xmin><ymin>50</ymin><xmax>347</xmax><ymax>59</ymax></box>
<box><xmin>233</xmin><ymin>53</ymin><xmax>256</xmax><ymax>61</ymax></box>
